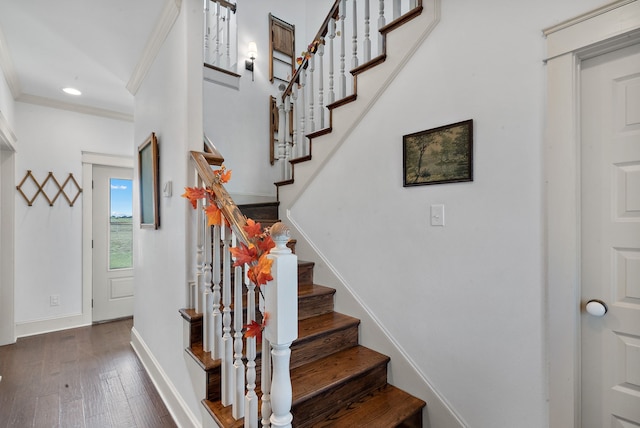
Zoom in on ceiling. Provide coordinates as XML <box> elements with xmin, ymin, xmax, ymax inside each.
<box><xmin>0</xmin><ymin>0</ymin><xmax>164</xmax><ymax>118</ymax></box>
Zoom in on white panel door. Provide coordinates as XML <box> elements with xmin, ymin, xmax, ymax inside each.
<box><xmin>581</xmin><ymin>42</ymin><xmax>640</xmax><ymax>427</ymax></box>
<box><xmin>92</xmin><ymin>165</ymin><xmax>134</xmax><ymax>322</ymax></box>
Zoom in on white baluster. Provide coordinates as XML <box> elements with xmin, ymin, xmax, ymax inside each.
<box><xmin>225</xmin><ymin>7</ymin><xmax>231</xmax><ymax>69</ymax></box>
<box><xmin>265</xmin><ymin>223</ymin><xmax>298</xmax><ymax>428</ymax></box>
<box><xmin>393</xmin><ymin>0</ymin><xmax>401</xmax><ymax>20</ymax></box>
<box><xmin>298</xmin><ymin>71</ymin><xmax>307</xmax><ymax>157</ymax></box>
<box><xmin>261</xmin><ymin>332</ymin><xmax>272</xmax><ymax>428</ymax></box>
<box><xmin>203</xmin><ymin>0</ymin><xmax>210</xmax><ymax>64</ymax></box>
<box><xmin>378</xmin><ymin>0</ymin><xmax>386</xmax><ymax>55</ymax></box>
<box><xmin>277</xmin><ymin>85</ymin><xmax>287</xmax><ymax>181</ymax></box>
<box><xmin>308</xmin><ymin>54</ymin><xmax>315</xmax><ymax>133</ymax></box>
<box><xmin>290</xmin><ymin>85</ymin><xmax>298</xmax><ymax>160</ymax></box>
<box><xmin>215</xmin><ymin>2</ymin><xmax>221</xmax><ymax>66</ymax></box>
<box><xmin>233</xmin><ymin>259</ymin><xmax>245</xmax><ymax>419</ymax></box>
<box><xmin>352</xmin><ymin>0</ymin><xmax>359</xmax><ymax>69</ymax></box>
<box><xmin>244</xmin><ymin>265</ymin><xmax>258</xmax><ymax>428</ymax></box>
<box><xmin>317</xmin><ymin>43</ymin><xmax>325</xmax><ymax>129</ymax></box>
<box><xmin>212</xmin><ymin>224</ymin><xmax>222</xmax><ymax>359</ymax></box>
<box><xmin>203</xmin><ymin>200</ymin><xmax>213</xmax><ymax>352</ymax></box>
<box><xmin>283</xmin><ymin>93</ymin><xmax>292</xmax><ymax>180</ymax></box>
<box><xmin>221</xmin><ymin>224</ymin><xmax>233</xmax><ymax>406</ymax></box>
<box><xmin>363</xmin><ymin>0</ymin><xmax>371</xmax><ymax>63</ymax></box>
<box><xmin>195</xmin><ymin>182</ymin><xmax>204</xmax><ymax>313</ymax></box>
<box><xmin>339</xmin><ymin>0</ymin><xmax>347</xmax><ymax>99</ymax></box>
<box><xmin>328</xmin><ymin>17</ymin><xmax>336</xmax><ymax>105</ymax></box>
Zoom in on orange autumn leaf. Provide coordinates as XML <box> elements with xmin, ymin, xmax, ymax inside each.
<box><xmin>213</xmin><ymin>166</ymin><xmax>232</xmax><ymax>184</ymax></box>
<box><xmin>244</xmin><ymin>219</ymin><xmax>262</xmax><ymax>239</ymax></box>
<box><xmin>204</xmin><ymin>204</ymin><xmax>222</xmax><ymax>226</ymax></box>
<box><xmin>181</xmin><ymin>187</ymin><xmax>207</xmax><ymax>209</ymax></box>
<box><xmin>256</xmin><ymin>235</ymin><xmax>275</xmax><ymax>254</ymax></box>
<box><xmin>244</xmin><ymin>320</ymin><xmax>263</xmax><ymax>341</ymax></box>
<box><xmin>229</xmin><ymin>242</ymin><xmax>258</xmax><ymax>267</ymax></box>
<box><xmin>248</xmin><ymin>254</ymin><xmax>274</xmax><ymax>286</ymax></box>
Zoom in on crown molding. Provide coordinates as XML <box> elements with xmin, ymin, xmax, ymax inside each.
<box><xmin>0</xmin><ymin>109</ymin><xmax>17</xmax><ymax>151</ymax></box>
<box><xmin>126</xmin><ymin>0</ymin><xmax>183</xmax><ymax>95</ymax></box>
<box><xmin>0</xmin><ymin>24</ymin><xmax>21</xmax><ymax>99</ymax></box>
<box><xmin>17</xmin><ymin>93</ymin><xmax>134</xmax><ymax>122</ymax></box>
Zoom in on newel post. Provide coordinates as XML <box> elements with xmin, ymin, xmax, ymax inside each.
<box><xmin>265</xmin><ymin>223</ymin><xmax>298</xmax><ymax>428</ymax></box>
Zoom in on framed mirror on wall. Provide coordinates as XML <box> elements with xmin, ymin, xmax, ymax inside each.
<box><xmin>138</xmin><ymin>132</ymin><xmax>159</xmax><ymax>229</ymax></box>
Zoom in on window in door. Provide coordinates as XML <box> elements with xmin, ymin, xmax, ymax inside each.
<box><xmin>109</xmin><ymin>178</ymin><xmax>133</xmax><ymax>270</ymax></box>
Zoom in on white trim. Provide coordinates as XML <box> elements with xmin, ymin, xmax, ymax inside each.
<box><xmin>544</xmin><ymin>2</ymin><xmax>640</xmax><ymax>427</ymax></box>
<box><xmin>82</xmin><ymin>153</ymin><xmax>134</xmax><ymax>330</ymax></box>
<box><xmin>0</xmin><ymin>110</ymin><xmax>17</xmax><ymax>151</ymax></box>
<box><xmin>0</xmin><ymin>24</ymin><xmax>21</xmax><ymax>99</ymax></box>
<box><xmin>127</xmin><ymin>0</ymin><xmax>182</xmax><ymax>95</ymax></box>
<box><xmin>16</xmin><ymin>93</ymin><xmax>133</xmax><ymax>122</ymax></box>
<box><xmin>130</xmin><ymin>326</ymin><xmax>200</xmax><ymax>428</ymax></box>
<box><xmin>0</xmin><ymin>148</ymin><xmax>16</xmax><ymax>345</ymax></box>
<box><xmin>543</xmin><ymin>0</ymin><xmax>640</xmax><ymax>61</ymax></box>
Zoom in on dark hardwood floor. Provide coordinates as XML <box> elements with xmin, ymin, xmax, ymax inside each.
<box><xmin>0</xmin><ymin>318</ymin><xmax>176</xmax><ymax>428</ymax></box>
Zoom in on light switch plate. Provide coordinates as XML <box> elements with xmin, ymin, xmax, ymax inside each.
<box><xmin>431</xmin><ymin>204</ymin><xmax>445</xmax><ymax>226</ymax></box>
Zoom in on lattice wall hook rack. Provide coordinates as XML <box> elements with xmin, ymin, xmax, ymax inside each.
<box><xmin>16</xmin><ymin>170</ymin><xmax>83</xmax><ymax>207</ymax></box>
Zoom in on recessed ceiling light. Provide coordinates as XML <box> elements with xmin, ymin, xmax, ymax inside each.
<box><xmin>62</xmin><ymin>87</ymin><xmax>82</xmax><ymax>96</ymax></box>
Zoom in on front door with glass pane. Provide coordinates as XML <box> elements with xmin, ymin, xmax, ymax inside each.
<box><xmin>92</xmin><ymin>165</ymin><xmax>134</xmax><ymax>322</ymax></box>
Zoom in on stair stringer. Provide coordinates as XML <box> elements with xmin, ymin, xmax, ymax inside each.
<box><xmin>284</xmin><ymin>213</ymin><xmax>467</xmax><ymax>428</ymax></box>
<box><xmin>277</xmin><ymin>0</ymin><xmax>440</xmax><ymax>212</ymax></box>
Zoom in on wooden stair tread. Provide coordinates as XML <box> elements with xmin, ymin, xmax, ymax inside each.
<box><xmin>297</xmin><ymin>312</ymin><xmax>359</xmax><ymax>339</ymax></box>
<box><xmin>298</xmin><ymin>283</ymin><xmax>334</xmax><ymax>298</ymax></box>
<box><xmin>290</xmin><ymin>345</ymin><xmax>389</xmax><ymax>403</ymax></box>
<box><xmin>310</xmin><ymin>384</ymin><xmax>425</xmax><ymax>427</ymax></box>
<box><xmin>179</xmin><ymin>307</ymin><xmax>202</xmax><ymax>322</ymax></box>
<box><xmin>186</xmin><ymin>341</ymin><xmax>219</xmax><ymax>371</ymax></box>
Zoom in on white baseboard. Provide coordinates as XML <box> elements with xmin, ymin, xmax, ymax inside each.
<box><xmin>15</xmin><ymin>313</ymin><xmax>90</xmax><ymax>338</ymax></box>
<box><xmin>130</xmin><ymin>326</ymin><xmax>201</xmax><ymax>428</ymax></box>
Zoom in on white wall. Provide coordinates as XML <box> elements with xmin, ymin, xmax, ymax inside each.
<box><xmin>13</xmin><ymin>103</ymin><xmax>132</xmax><ymax>329</ymax></box>
<box><xmin>287</xmin><ymin>1</ymin><xmax>605</xmax><ymax>427</ymax></box>
<box><xmin>132</xmin><ymin>0</ymin><xmax>204</xmax><ymax>421</ymax></box>
<box><xmin>203</xmin><ymin>1</ymin><xmax>310</xmax><ymax>198</ymax></box>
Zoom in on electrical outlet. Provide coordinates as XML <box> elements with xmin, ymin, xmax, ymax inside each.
<box><xmin>50</xmin><ymin>295</ymin><xmax>60</xmax><ymax>306</ymax></box>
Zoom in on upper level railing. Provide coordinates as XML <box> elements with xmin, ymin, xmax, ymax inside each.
<box><xmin>204</xmin><ymin>0</ymin><xmax>238</xmax><ymax>73</ymax></box>
<box><xmin>188</xmin><ymin>149</ymin><xmax>298</xmax><ymax>427</ymax></box>
<box><xmin>273</xmin><ymin>0</ymin><xmax>422</xmax><ymax>181</ymax></box>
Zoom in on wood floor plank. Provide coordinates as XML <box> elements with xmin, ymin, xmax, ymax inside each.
<box><xmin>0</xmin><ymin>318</ymin><xmax>176</xmax><ymax>428</ymax></box>
<box><xmin>33</xmin><ymin>392</ymin><xmax>60</xmax><ymax>427</ymax></box>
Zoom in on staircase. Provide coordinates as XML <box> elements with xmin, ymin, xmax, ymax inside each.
<box><xmin>180</xmin><ymin>201</ymin><xmax>425</xmax><ymax>427</ymax></box>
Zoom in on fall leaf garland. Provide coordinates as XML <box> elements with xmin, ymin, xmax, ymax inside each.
<box><xmin>182</xmin><ymin>166</ymin><xmax>272</xmax><ymax>340</ymax></box>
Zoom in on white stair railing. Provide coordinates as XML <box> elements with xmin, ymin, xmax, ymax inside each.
<box><xmin>274</xmin><ymin>0</ymin><xmax>423</xmax><ymax>181</ymax></box>
<box><xmin>189</xmin><ymin>151</ymin><xmax>297</xmax><ymax>427</ymax></box>
<box><xmin>203</xmin><ymin>0</ymin><xmax>237</xmax><ymax>72</ymax></box>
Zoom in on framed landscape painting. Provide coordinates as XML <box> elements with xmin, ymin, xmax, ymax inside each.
<box><xmin>403</xmin><ymin>119</ymin><xmax>473</xmax><ymax>187</ymax></box>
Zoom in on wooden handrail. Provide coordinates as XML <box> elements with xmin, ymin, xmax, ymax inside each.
<box><xmin>190</xmin><ymin>151</ymin><xmax>250</xmax><ymax>245</ymax></box>
<box><xmin>282</xmin><ymin>0</ymin><xmax>423</xmax><ymax>101</ymax></box>
<box><xmin>209</xmin><ymin>0</ymin><xmax>236</xmax><ymax>13</ymax></box>
<box><xmin>282</xmin><ymin>0</ymin><xmax>341</xmax><ymax>98</ymax></box>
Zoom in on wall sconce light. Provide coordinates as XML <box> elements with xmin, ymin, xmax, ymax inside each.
<box><xmin>245</xmin><ymin>41</ymin><xmax>257</xmax><ymax>81</ymax></box>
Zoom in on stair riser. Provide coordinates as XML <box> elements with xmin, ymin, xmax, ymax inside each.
<box><xmin>292</xmin><ymin>363</ymin><xmax>388</xmax><ymax>428</ymax></box>
<box><xmin>299</xmin><ymin>293</ymin><xmax>334</xmax><ymax>320</ymax></box>
<box><xmin>291</xmin><ymin>326</ymin><xmax>358</xmax><ymax>370</ymax></box>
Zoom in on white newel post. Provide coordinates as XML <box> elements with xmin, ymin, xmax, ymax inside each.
<box><xmin>265</xmin><ymin>223</ymin><xmax>298</xmax><ymax>428</ymax></box>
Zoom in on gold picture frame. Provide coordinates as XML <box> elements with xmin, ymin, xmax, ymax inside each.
<box><xmin>138</xmin><ymin>132</ymin><xmax>159</xmax><ymax>229</ymax></box>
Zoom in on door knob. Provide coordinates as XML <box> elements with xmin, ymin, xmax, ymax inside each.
<box><xmin>585</xmin><ymin>299</ymin><xmax>608</xmax><ymax>317</ymax></box>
